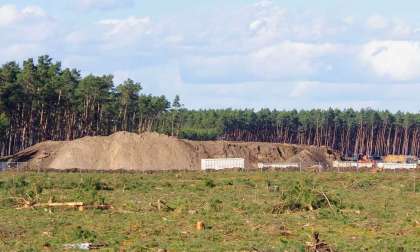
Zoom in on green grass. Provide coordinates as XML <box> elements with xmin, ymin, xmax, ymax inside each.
<box><xmin>0</xmin><ymin>171</ymin><xmax>419</xmax><ymax>251</ymax></box>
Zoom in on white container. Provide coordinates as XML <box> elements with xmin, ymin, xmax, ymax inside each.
<box><xmin>333</xmin><ymin>161</ymin><xmax>358</xmax><ymax>168</ymax></box>
<box><xmin>378</xmin><ymin>163</ymin><xmax>417</xmax><ymax>170</ymax></box>
<box><xmin>257</xmin><ymin>163</ymin><xmax>299</xmax><ymax>169</ymax></box>
<box><xmin>358</xmin><ymin>163</ymin><xmax>373</xmax><ymax>168</ymax></box>
<box><xmin>333</xmin><ymin>161</ymin><xmax>373</xmax><ymax>169</ymax></box>
<box><xmin>201</xmin><ymin>158</ymin><xmax>245</xmax><ymax>171</ymax></box>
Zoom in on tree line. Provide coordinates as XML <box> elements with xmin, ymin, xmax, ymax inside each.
<box><xmin>173</xmin><ymin>109</ymin><xmax>420</xmax><ymax>158</ymax></box>
<box><xmin>1</xmin><ymin>56</ymin><xmax>419</xmax><ymax>157</ymax></box>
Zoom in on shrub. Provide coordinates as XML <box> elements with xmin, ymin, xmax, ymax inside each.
<box><xmin>279</xmin><ymin>179</ymin><xmax>344</xmax><ymax>212</ymax></box>
<box><xmin>234</xmin><ymin>178</ymin><xmax>255</xmax><ymax>188</ymax></box>
<box><xmin>80</xmin><ymin>177</ymin><xmax>113</xmax><ymax>191</ymax></box>
<box><xmin>72</xmin><ymin>226</ymin><xmax>97</xmax><ymax>242</ymax></box>
<box><xmin>1</xmin><ymin>176</ymin><xmax>29</xmax><ymax>190</ymax></box>
<box><xmin>352</xmin><ymin>178</ymin><xmax>376</xmax><ymax>190</ymax></box>
<box><xmin>203</xmin><ymin>178</ymin><xmax>216</xmax><ymax>188</ymax></box>
<box><xmin>223</xmin><ymin>179</ymin><xmax>234</xmax><ymax>186</ymax></box>
<box><xmin>0</xmin><ymin>176</ymin><xmax>45</xmax><ymax>201</ymax></box>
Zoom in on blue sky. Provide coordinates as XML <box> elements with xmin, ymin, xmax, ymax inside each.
<box><xmin>1</xmin><ymin>0</ymin><xmax>420</xmax><ymax>112</ymax></box>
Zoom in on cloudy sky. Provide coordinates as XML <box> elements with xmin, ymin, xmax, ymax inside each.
<box><xmin>1</xmin><ymin>0</ymin><xmax>420</xmax><ymax>112</ymax></box>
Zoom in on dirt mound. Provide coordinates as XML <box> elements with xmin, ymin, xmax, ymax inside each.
<box><xmin>286</xmin><ymin>147</ymin><xmax>334</xmax><ymax>169</ymax></box>
<box><xmin>7</xmin><ymin>132</ymin><xmax>337</xmax><ymax>171</ymax></box>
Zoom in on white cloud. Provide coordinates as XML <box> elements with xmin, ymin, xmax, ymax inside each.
<box><xmin>22</xmin><ymin>6</ymin><xmax>47</xmax><ymax>17</ymax></box>
<box><xmin>98</xmin><ymin>16</ymin><xmax>152</xmax><ymax>47</ymax></box>
<box><xmin>0</xmin><ymin>5</ymin><xmax>19</xmax><ymax>26</ymax></box>
<box><xmin>1</xmin><ymin>1</ymin><xmax>420</xmax><ymax>112</ymax></box>
<box><xmin>100</xmin><ymin>16</ymin><xmax>151</xmax><ymax>37</ymax></box>
<box><xmin>113</xmin><ymin>63</ymin><xmax>416</xmax><ymax>111</ymax></box>
<box><xmin>0</xmin><ymin>43</ymin><xmax>44</xmax><ymax>62</ymax></box>
<box><xmin>390</xmin><ymin>19</ymin><xmax>416</xmax><ymax>37</ymax></box>
<box><xmin>248</xmin><ymin>7</ymin><xmax>287</xmax><ymax>41</ymax></box>
<box><xmin>250</xmin><ymin>42</ymin><xmax>337</xmax><ymax>79</ymax></box>
<box><xmin>366</xmin><ymin>15</ymin><xmax>388</xmax><ymax>30</ymax></box>
<box><xmin>245</xmin><ymin>4</ymin><xmax>340</xmax><ymax>44</ymax></box>
<box><xmin>0</xmin><ymin>4</ymin><xmax>54</xmax><ymax>59</ymax></box>
<box><xmin>75</xmin><ymin>0</ymin><xmax>133</xmax><ymax>11</ymax></box>
<box><xmin>180</xmin><ymin>40</ymin><xmax>338</xmax><ymax>83</ymax></box>
<box><xmin>0</xmin><ymin>4</ymin><xmax>46</xmax><ymax>27</ymax></box>
<box><xmin>289</xmin><ymin>81</ymin><xmax>318</xmax><ymax>98</ymax></box>
<box><xmin>65</xmin><ymin>31</ymin><xmax>90</xmax><ymax>45</ymax></box>
<box><xmin>360</xmin><ymin>40</ymin><xmax>420</xmax><ymax>81</ymax></box>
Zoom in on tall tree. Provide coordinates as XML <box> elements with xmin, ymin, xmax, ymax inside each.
<box><xmin>116</xmin><ymin>79</ymin><xmax>142</xmax><ymax>131</ymax></box>
<box><xmin>1</xmin><ymin>56</ymin><xmax>419</xmax><ymax>158</ymax></box>
<box><xmin>171</xmin><ymin>95</ymin><xmax>183</xmax><ymax>136</ymax></box>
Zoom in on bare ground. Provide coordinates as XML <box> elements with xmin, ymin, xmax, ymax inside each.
<box><xmin>7</xmin><ymin>132</ymin><xmax>337</xmax><ymax>171</ymax></box>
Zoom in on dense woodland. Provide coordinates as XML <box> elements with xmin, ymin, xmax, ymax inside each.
<box><xmin>1</xmin><ymin>56</ymin><xmax>419</xmax><ymax>157</ymax></box>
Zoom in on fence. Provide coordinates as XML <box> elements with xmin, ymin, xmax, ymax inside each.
<box><xmin>0</xmin><ymin>162</ymin><xmax>29</xmax><ymax>172</ymax></box>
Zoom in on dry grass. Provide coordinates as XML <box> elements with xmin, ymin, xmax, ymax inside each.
<box><xmin>0</xmin><ymin>171</ymin><xmax>419</xmax><ymax>251</ymax></box>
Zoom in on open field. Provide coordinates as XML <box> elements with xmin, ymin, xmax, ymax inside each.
<box><xmin>0</xmin><ymin>171</ymin><xmax>419</xmax><ymax>251</ymax></box>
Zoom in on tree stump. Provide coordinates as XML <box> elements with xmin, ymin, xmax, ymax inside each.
<box><xmin>196</xmin><ymin>221</ymin><xmax>205</xmax><ymax>231</ymax></box>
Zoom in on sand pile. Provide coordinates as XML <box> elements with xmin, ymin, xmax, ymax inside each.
<box><xmin>8</xmin><ymin>132</ymin><xmax>337</xmax><ymax>171</ymax></box>
<box><xmin>286</xmin><ymin>147</ymin><xmax>334</xmax><ymax>169</ymax></box>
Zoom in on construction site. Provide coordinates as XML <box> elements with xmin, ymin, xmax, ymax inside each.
<box><xmin>332</xmin><ymin>154</ymin><xmax>419</xmax><ymax>171</ymax></box>
<box><xmin>0</xmin><ymin>131</ymin><xmax>418</xmax><ymax>172</ymax></box>
<box><xmin>1</xmin><ymin>133</ymin><xmax>419</xmax><ymax>251</ymax></box>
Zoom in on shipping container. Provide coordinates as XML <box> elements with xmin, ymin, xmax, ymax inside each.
<box><xmin>377</xmin><ymin>163</ymin><xmax>417</xmax><ymax>170</ymax></box>
<box><xmin>383</xmin><ymin>155</ymin><xmax>417</xmax><ymax>163</ymax></box>
<box><xmin>333</xmin><ymin>161</ymin><xmax>372</xmax><ymax>168</ymax></box>
<box><xmin>257</xmin><ymin>163</ymin><xmax>299</xmax><ymax>169</ymax></box>
<box><xmin>201</xmin><ymin>158</ymin><xmax>245</xmax><ymax>171</ymax></box>
<box><xmin>358</xmin><ymin>163</ymin><xmax>373</xmax><ymax>168</ymax></box>
<box><xmin>333</xmin><ymin>161</ymin><xmax>358</xmax><ymax>168</ymax></box>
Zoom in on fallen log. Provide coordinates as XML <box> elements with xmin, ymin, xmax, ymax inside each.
<box><xmin>16</xmin><ymin>201</ymin><xmax>113</xmax><ymax>211</ymax></box>
<box><xmin>34</xmin><ymin>202</ymin><xmax>84</xmax><ymax>208</ymax></box>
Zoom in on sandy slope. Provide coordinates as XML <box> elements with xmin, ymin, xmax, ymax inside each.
<box><xmin>8</xmin><ymin>132</ymin><xmax>337</xmax><ymax>171</ymax></box>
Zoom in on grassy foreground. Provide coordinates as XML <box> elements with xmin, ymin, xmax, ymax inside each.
<box><xmin>0</xmin><ymin>171</ymin><xmax>419</xmax><ymax>251</ymax></box>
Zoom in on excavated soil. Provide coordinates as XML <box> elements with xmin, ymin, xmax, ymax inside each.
<box><xmin>7</xmin><ymin>132</ymin><xmax>337</xmax><ymax>171</ymax></box>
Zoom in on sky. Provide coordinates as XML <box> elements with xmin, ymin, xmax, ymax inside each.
<box><xmin>1</xmin><ymin>0</ymin><xmax>420</xmax><ymax>112</ymax></box>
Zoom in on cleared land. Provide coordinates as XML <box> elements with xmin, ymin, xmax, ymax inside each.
<box><xmin>6</xmin><ymin>132</ymin><xmax>336</xmax><ymax>171</ymax></box>
<box><xmin>0</xmin><ymin>171</ymin><xmax>419</xmax><ymax>251</ymax></box>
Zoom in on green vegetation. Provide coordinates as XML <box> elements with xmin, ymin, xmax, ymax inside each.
<box><xmin>1</xmin><ymin>56</ymin><xmax>420</xmax><ymax>157</ymax></box>
<box><xmin>0</xmin><ymin>171</ymin><xmax>419</xmax><ymax>251</ymax></box>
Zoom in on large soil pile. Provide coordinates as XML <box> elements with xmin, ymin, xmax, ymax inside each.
<box><xmin>7</xmin><ymin>132</ymin><xmax>337</xmax><ymax>171</ymax></box>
